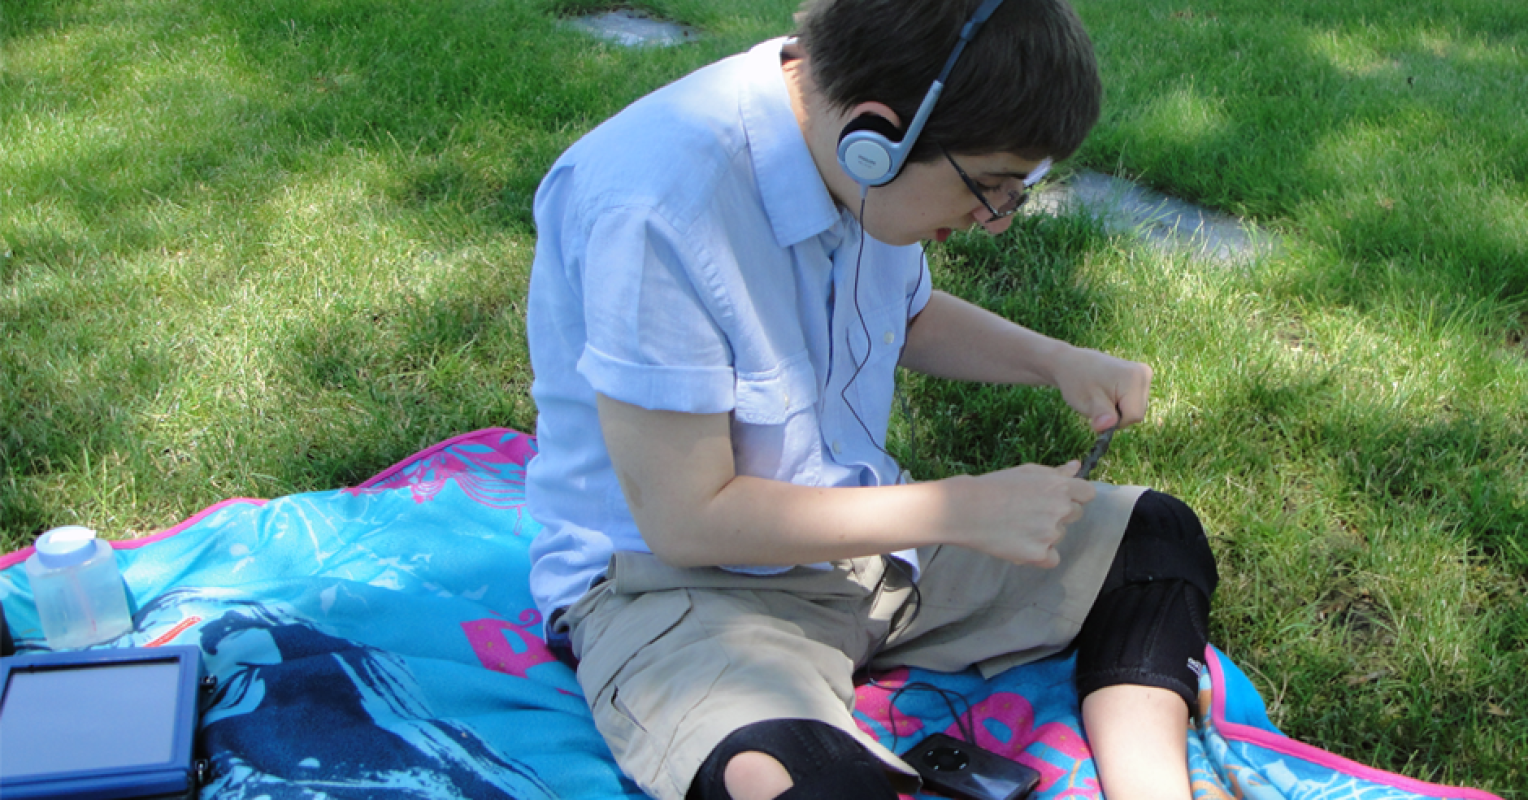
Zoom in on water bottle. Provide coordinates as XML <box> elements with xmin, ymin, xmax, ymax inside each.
<box><xmin>24</xmin><ymin>526</ymin><xmax>134</xmax><ymax>650</ymax></box>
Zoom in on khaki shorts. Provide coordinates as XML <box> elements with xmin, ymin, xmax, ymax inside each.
<box><xmin>559</xmin><ymin>483</ymin><xmax>1146</xmax><ymax>800</ymax></box>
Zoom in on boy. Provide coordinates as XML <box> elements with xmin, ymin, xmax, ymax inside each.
<box><xmin>525</xmin><ymin>0</ymin><xmax>1218</xmax><ymax>797</ymax></box>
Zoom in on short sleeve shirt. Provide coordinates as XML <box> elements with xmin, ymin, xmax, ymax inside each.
<box><xmin>525</xmin><ymin>38</ymin><xmax>933</xmax><ymax>619</ymax></box>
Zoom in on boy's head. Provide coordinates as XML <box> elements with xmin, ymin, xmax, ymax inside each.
<box><xmin>796</xmin><ymin>0</ymin><xmax>1102</xmax><ymax>165</ymax></box>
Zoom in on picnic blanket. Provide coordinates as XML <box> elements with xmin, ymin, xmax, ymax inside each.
<box><xmin>0</xmin><ymin>428</ymin><xmax>1504</xmax><ymax>800</ymax></box>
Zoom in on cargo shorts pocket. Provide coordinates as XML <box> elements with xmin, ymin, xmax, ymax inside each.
<box><xmin>573</xmin><ymin>588</ymin><xmax>727</xmax><ymax>787</ymax></box>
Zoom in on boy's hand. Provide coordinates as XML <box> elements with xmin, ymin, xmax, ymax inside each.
<box><xmin>954</xmin><ymin>461</ymin><xmax>1096</xmax><ymax>568</ymax></box>
<box><xmin>1054</xmin><ymin>347</ymin><xmax>1153</xmax><ymax>433</ymax></box>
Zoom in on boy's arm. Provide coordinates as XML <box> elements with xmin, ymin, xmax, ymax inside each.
<box><xmin>899</xmin><ymin>290</ymin><xmax>1153</xmax><ymax>432</ymax></box>
<box><xmin>596</xmin><ymin>393</ymin><xmax>1094</xmax><ymax>570</ymax></box>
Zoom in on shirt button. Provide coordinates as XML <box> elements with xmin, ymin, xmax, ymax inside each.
<box><xmin>832</xmin><ymin>440</ymin><xmax>844</xmax><ymax>454</ymax></box>
<box><xmin>883</xmin><ymin>331</ymin><xmax>895</xmax><ymax>345</ymax></box>
<box><xmin>783</xmin><ymin>391</ymin><xmax>790</xmax><ymax>408</ymax></box>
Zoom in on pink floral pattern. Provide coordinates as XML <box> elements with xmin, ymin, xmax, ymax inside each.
<box><xmin>348</xmin><ymin>429</ymin><xmax>537</xmax><ymax>509</ymax></box>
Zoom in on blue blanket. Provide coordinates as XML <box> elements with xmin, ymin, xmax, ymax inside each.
<box><xmin>0</xmin><ymin>429</ymin><xmax>1503</xmax><ymax>799</ymax></box>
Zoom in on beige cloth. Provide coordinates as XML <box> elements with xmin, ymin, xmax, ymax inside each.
<box><xmin>560</xmin><ymin>482</ymin><xmax>1147</xmax><ymax>800</ymax></box>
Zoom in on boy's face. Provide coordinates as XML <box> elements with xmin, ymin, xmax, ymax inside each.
<box><xmin>856</xmin><ymin>151</ymin><xmax>1049</xmax><ymax>247</ymax></box>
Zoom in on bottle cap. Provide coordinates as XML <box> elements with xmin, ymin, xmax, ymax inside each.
<box><xmin>34</xmin><ymin>526</ymin><xmax>101</xmax><ymax>569</ymax></box>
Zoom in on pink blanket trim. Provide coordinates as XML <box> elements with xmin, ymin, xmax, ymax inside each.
<box><xmin>0</xmin><ymin>498</ymin><xmax>269</xmax><ymax>571</ymax></box>
<box><xmin>0</xmin><ymin>427</ymin><xmax>531</xmax><ymax>572</ymax></box>
<box><xmin>1204</xmin><ymin>648</ymin><xmax>1503</xmax><ymax>800</ymax></box>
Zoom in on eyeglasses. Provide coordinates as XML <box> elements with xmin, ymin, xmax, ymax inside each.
<box><xmin>938</xmin><ymin>143</ymin><xmax>1052</xmax><ymax>223</ymax></box>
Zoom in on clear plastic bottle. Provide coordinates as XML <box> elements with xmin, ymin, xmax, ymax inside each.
<box><xmin>24</xmin><ymin>526</ymin><xmax>134</xmax><ymax>649</ymax></box>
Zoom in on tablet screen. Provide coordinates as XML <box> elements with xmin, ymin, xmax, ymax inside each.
<box><xmin>0</xmin><ymin>660</ymin><xmax>181</xmax><ymax>777</ymax></box>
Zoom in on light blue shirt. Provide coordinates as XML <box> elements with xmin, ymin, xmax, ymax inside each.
<box><xmin>525</xmin><ymin>38</ymin><xmax>933</xmax><ymax>619</ymax></box>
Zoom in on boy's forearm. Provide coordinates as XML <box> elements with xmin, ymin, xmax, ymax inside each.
<box><xmin>597</xmin><ymin>393</ymin><xmax>969</xmax><ymax>567</ymax></box>
<box><xmin>899</xmin><ymin>290</ymin><xmax>1070</xmax><ymax>385</ymax></box>
<box><xmin>900</xmin><ymin>291</ymin><xmax>1153</xmax><ymax>432</ymax></box>
<box><xmin>655</xmin><ymin>473</ymin><xmax>965</xmax><ymax>568</ymax></box>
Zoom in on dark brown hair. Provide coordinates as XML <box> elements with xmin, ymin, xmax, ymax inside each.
<box><xmin>796</xmin><ymin>0</ymin><xmax>1102</xmax><ymax>163</ymax></box>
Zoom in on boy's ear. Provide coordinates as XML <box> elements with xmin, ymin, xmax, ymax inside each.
<box><xmin>839</xmin><ymin>114</ymin><xmax>903</xmax><ymax>145</ymax></box>
<box><xmin>838</xmin><ymin>102</ymin><xmax>902</xmax><ymax>143</ymax></box>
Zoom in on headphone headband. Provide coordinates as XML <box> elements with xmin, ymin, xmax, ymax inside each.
<box><xmin>837</xmin><ymin>0</ymin><xmax>1008</xmax><ymax>187</ymax></box>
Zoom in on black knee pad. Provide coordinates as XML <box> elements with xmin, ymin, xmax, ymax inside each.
<box><xmin>688</xmin><ymin>718</ymin><xmax>898</xmax><ymax>800</ymax></box>
<box><xmin>1074</xmin><ymin>577</ymin><xmax>1211</xmax><ymax>709</ymax></box>
<box><xmin>1074</xmin><ymin>491</ymin><xmax>1218</xmax><ymax>710</ymax></box>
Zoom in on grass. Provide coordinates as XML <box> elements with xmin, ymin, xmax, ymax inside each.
<box><xmin>2</xmin><ymin>0</ymin><xmax>1525</xmax><ymax>795</ymax></box>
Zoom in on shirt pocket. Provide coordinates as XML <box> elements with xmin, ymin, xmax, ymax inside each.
<box><xmin>732</xmin><ymin>350</ymin><xmax>818</xmax><ymax>426</ymax></box>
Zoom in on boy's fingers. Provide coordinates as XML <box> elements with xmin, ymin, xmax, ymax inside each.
<box><xmin>1118</xmin><ymin>395</ymin><xmax>1149</xmax><ymax>427</ymax></box>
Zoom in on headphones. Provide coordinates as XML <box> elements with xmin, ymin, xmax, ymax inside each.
<box><xmin>835</xmin><ymin>0</ymin><xmax>1009</xmax><ymax>188</ymax></box>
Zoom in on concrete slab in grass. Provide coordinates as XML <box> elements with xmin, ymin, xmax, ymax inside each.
<box><xmin>565</xmin><ymin>10</ymin><xmax>697</xmax><ymax>48</ymax></box>
<box><xmin>1030</xmin><ymin>171</ymin><xmax>1281</xmax><ymax>264</ymax></box>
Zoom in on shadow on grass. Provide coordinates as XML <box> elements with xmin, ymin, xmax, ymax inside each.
<box><xmin>1139</xmin><ymin>368</ymin><xmax>1526</xmax><ymax>791</ymax></box>
<box><xmin>1</xmin><ymin>0</ymin><xmax>799</xmax><ymax>544</ymax></box>
<box><xmin>901</xmin><ymin>212</ymin><xmax>1120</xmax><ymax>478</ymax></box>
<box><xmin>0</xmin><ymin>0</ymin><xmax>88</xmax><ymax>43</ymax></box>
<box><xmin>1081</xmin><ymin>0</ymin><xmax>1528</xmax><ymax>317</ymax></box>
<box><xmin>0</xmin><ymin>340</ymin><xmax>183</xmax><ymax>538</ymax></box>
<box><xmin>1145</xmin><ymin>357</ymin><xmax>1527</xmax><ymax>573</ymax></box>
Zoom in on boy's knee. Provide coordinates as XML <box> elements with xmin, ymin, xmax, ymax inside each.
<box><xmin>688</xmin><ymin>719</ymin><xmax>898</xmax><ymax>800</ymax></box>
<box><xmin>722</xmin><ymin>751</ymin><xmax>793</xmax><ymax>800</ymax></box>
<box><xmin>1117</xmin><ymin>490</ymin><xmax>1218</xmax><ymax>598</ymax></box>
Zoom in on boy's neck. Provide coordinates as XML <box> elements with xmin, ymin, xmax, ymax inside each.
<box><xmin>781</xmin><ymin>45</ymin><xmax>867</xmax><ymax>213</ymax></box>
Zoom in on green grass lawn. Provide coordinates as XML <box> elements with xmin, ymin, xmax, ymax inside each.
<box><xmin>3</xmin><ymin>0</ymin><xmax>1525</xmax><ymax>794</ymax></box>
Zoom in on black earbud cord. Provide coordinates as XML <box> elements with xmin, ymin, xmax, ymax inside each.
<box><xmin>833</xmin><ymin>187</ymin><xmax>988</xmax><ymax>754</ymax></box>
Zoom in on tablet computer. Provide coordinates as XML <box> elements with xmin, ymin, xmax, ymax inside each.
<box><xmin>0</xmin><ymin>646</ymin><xmax>206</xmax><ymax>800</ymax></box>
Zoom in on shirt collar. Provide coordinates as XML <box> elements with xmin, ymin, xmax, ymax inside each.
<box><xmin>739</xmin><ymin>38</ymin><xmax>842</xmax><ymax>249</ymax></box>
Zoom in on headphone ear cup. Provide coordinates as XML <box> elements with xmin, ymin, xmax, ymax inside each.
<box><xmin>837</xmin><ymin>114</ymin><xmax>907</xmax><ymax>187</ymax></box>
